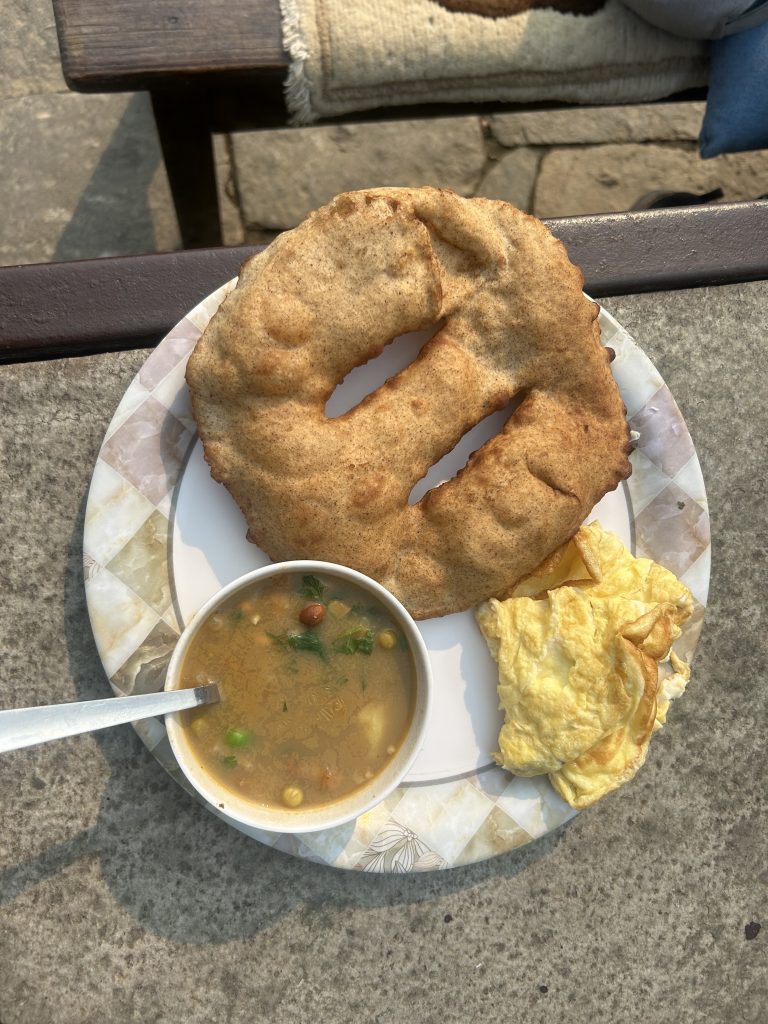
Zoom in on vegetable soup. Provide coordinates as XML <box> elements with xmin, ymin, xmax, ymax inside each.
<box><xmin>179</xmin><ymin>572</ymin><xmax>416</xmax><ymax>810</ymax></box>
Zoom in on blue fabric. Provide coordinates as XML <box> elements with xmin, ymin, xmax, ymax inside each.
<box><xmin>700</xmin><ymin>21</ymin><xmax>768</xmax><ymax>156</ymax></box>
<box><xmin>620</xmin><ymin>1</ymin><xmax>768</xmax><ymax>39</ymax></box>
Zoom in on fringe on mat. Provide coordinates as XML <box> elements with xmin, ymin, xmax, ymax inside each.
<box><xmin>279</xmin><ymin>0</ymin><xmax>316</xmax><ymax>125</ymax></box>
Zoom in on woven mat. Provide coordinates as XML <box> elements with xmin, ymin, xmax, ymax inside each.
<box><xmin>280</xmin><ymin>0</ymin><xmax>707</xmax><ymax>124</ymax></box>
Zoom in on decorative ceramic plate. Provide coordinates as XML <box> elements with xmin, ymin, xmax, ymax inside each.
<box><xmin>84</xmin><ymin>282</ymin><xmax>710</xmax><ymax>873</ymax></box>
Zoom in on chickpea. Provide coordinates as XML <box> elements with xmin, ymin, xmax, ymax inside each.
<box><xmin>281</xmin><ymin>785</ymin><xmax>304</xmax><ymax>808</ymax></box>
<box><xmin>377</xmin><ymin>628</ymin><xmax>397</xmax><ymax>649</ymax></box>
<box><xmin>299</xmin><ymin>603</ymin><xmax>325</xmax><ymax>627</ymax></box>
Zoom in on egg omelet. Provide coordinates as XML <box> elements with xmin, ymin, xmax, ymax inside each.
<box><xmin>475</xmin><ymin>522</ymin><xmax>694</xmax><ymax>809</ymax></box>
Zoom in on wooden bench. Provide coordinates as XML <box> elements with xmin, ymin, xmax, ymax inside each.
<box><xmin>52</xmin><ymin>0</ymin><xmax>712</xmax><ymax>250</ymax></box>
<box><xmin>53</xmin><ymin>0</ymin><xmax>289</xmax><ymax>248</ymax></box>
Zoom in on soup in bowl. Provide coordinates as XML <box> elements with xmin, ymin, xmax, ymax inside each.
<box><xmin>165</xmin><ymin>561</ymin><xmax>432</xmax><ymax>833</ymax></box>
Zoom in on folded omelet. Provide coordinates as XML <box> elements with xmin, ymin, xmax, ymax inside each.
<box><xmin>475</xmin><ymin>522</ymin><xmax>693</xmax><ymax>809</ymax></box>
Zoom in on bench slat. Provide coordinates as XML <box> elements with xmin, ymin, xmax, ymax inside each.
<box><xmin>53</xmin><ymin>0</ymin><xmax>287</xmax><ymax>88</ymax></box>
<box><xmin>3</xmin><ymin>203</ymin><xmax>767</xmax><ymax>362</ymax></box>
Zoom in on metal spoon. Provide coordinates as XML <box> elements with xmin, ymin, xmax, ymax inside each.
<box><xmin>0</xmin><ymin>683</ymin><xmax>220</xmax><ymax>754</ymax></box>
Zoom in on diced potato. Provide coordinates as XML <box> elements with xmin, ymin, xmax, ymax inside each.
<box><xmin>356</xmin><ymin>701</ymin><xmax>387</xmax><ymax>752</ymax></box>
<box><xmin>251</xmin><ymin>630</ymin><xmax>274</xmax><ymax>650</ymax></box>
<box><xmin>268</xmin><ymin>592</ymin><xmax>297</xmax><ymax>615</ymax></box>
<box><xmin>328</xmin><ymin>600</ymin><xmax>351</xmax><ymax>619</ymax></box>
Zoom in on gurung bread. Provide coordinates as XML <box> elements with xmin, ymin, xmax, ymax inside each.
<box><xmin>186</xmin><ymin>187</ymin><xmax>631</xmax><ymax>619</ymax></box>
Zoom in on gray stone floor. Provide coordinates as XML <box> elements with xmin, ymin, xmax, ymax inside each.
<box><xmin>2</xmin><ymin>0</ymin><xmax>768</xmax><ymax>265</ymax></box>
<box><xmin>2</xmin><ymin>282</ymin><xmax>767</xmax><ymax>1024</ymax></box>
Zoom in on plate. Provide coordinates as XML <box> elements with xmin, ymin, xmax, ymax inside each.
<box><xmin>84</xmin><ymin>282</ymin><xmax>710</xmax><ymax>872</ymax></box>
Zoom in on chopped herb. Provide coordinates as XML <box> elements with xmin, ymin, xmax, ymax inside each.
<box><xmin>333</xmin><ymin>628</ymin><xmax>375</xmax><ymax>655</ymax></box>
<box><xmin>287</xmin><ymin>629</ymin><xmax>327</xmax><ymax>659</ymax></box>
<box><xmin>268</xmin><ymin>630</ymin><xmax>326</xmax><ymax>660</ymax></box>
<box><xmin>299</xmin><ymin>574</ymin><xmax>325</xmax><ymax>602</ymax></box>
<box><xmin>398</xmin><ymin>631</ymin><xmax>409</xmax><ymax>652</ymax></box>
<box><xmin>229</xmin><ymin>608</ymin><xmax>245</xmax><ymax>624</ymax></box>
<box><xmin>283</xmin><ymin>701</ymin><xmax>288</xmax><ymax>712</ymax></box>
<box><xmin>224</xmin><ymin>727</ymin><xmax>250</xmax><ymax>747</ymax></box>
<box><xmin>361</xmin><ymin>677</ymin><xmax>368</xmax><ymax>693</ymax></box>
<box><xmin>220</xmin><ymin>754</ymin><xmax>238</xmax><ymax>768</ymax></box>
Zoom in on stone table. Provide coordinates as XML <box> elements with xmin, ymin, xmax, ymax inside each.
<box><xmin>0</xmin><ymin>283</ymin><xmax>766</xmax><ymax>1023</ymax></box>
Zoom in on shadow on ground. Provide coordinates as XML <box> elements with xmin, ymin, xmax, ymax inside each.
<box><xmin>0</xmin><ymin>492</ymin><xmax>572</xmax><ymax>944</ymax></box>
<box><xmin>53</xmin><ymin>94</ymin><xmax>168</xmax><ymax>262</ymax></box>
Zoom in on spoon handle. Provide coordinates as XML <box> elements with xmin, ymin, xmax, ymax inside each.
<box><xmin>0</xmin><ymin>684</ymin><xmax>220</xmax><ymax>754</ymax></box>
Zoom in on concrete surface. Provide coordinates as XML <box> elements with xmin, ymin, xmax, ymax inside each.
<box><xmin>232</xmin><ymin>118</ymin><xmax>487</xmax><ymax>229</ymax></box>
<box><xmin>534</xmin><ymin>143</ymin><xmax>768</xmax><ymax>218</ymax></box>
<box><xmin>4</xmin><ymin>88</ymin><xmax>767</xmax><ymax>260</ymax></box>
<box><xmin>0</xmin><ymin>92</ymin><xmax>175</xmax><ymax>265</ymax></box>
<box><xmin>1</xmin><ymin>0</ymin><xmax>66</xmax><ymax>99</ymax></box>
<box><xmin>231</xmin><ymin>109</ymin><xmax>768</xmax><ymax>231</ymax></box>
<box><xmin>1</xmin><ymin>283</ymin><xmax>766</xmax><ymax>1024</ymax></box>
<box><xmin>488</xmin><ymin>101</ymin><xmax>705</xmax><ymax>146</ymax></box>
<box><xmin>475</xmin><ymin>146</ymin><xmax>542</xmax><ymax>210</ymax></box>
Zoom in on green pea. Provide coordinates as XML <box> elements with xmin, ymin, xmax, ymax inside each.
<box><xmin>225</xmin><ymin>727</ymin><xmax>250</xmax><ymax>747</ymax></box>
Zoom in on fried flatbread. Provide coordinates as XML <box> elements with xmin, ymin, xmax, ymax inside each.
<box><xmin>187</xmin><ymin>187</ymin><xmax>631</xmax><ymax>618</ymax></box>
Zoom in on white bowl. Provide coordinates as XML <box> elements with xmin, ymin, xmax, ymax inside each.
<box><xmin>165</xmin><ymin>560</ymin><xmax>432</xmax><ymax>833</ymax></box>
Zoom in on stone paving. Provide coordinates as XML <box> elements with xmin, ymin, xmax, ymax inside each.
<box><xmin>1</xmin><ymin>0</ymin><xmax>767</xmax><ymax>265</ymax></box>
